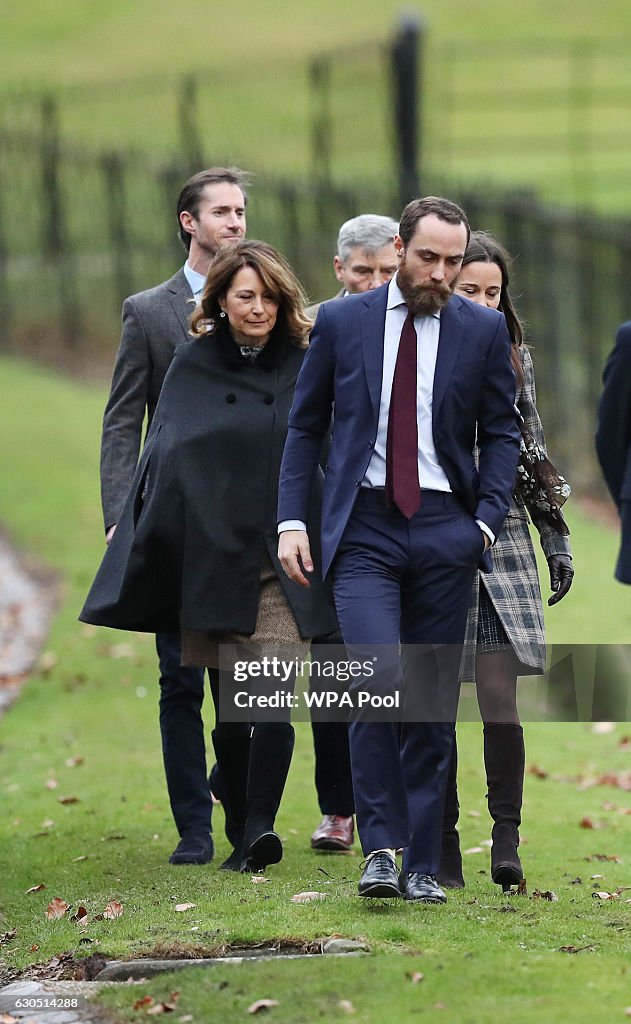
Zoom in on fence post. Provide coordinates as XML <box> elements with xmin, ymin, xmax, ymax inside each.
<box><xmin>309</xmin><ymin>56</ymin><xmax>332</xmax><ymax>185</ymax></box>
<box><xmin>177</xmin><ymin>74</ymin><xmax>204</xmax><ymax>173</ymax></box>
<box><xmin>102</xmin><ymin>152</ymin><xmax>133</xmax><ymax>304</ymax></box>
<box><xmin>391</xmin><ymin>13</ymin><xmax>423</xmax><ymax>206</ymax></box>
<box><xmin>40</xmin><ymin>94</ymin><xmax>80</xmax><ymax>348</ymax></box>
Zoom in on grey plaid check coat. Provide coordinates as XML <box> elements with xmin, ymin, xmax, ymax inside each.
<box><xmin>461</xmin><ymin>346</ymin><xmax>571</xmax><ymax>681</ymax></box>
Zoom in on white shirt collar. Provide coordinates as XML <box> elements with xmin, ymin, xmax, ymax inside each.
<box><xmin>183</xmin><ymin>262</ymin><xmax>207</xmax><ymax>298</ymax></box>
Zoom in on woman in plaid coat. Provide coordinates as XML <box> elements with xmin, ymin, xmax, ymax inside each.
<box><xmin>438</xmin><ymin>232</ymin><xmax>574</xmax><ymax>891</ymax></box>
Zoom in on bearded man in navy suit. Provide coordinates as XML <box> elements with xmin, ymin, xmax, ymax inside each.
<box><xmin>278</xmin><ymin>196</ymin><xmax>520</xmax><ymax>903</ymax></box>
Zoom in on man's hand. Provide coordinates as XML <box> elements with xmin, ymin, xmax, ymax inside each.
<box><xmin>106</xmin><ymin>524</ymin><xmax>117</xmax><ymax>545</ymax></box>
<box><xmin>547</xmin><ymin>553</ymin><xmax>574</xmax><ymax>606</ymax></box>
<box><xmin>481</xmin><ymin>531</ymin><xmax>491</xmax><ymax>552</ymax></box>
<box><xmin>278</xmin><ymin>530</ymin><xmax>313</xmax><ymax>587</ymax></box>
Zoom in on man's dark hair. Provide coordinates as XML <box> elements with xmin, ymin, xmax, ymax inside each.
<box><xmin>398</xmin><ymin>196</ymin><xmax>470</xmax><ymax>247</ymax></box>
<box><xmin>177</xmin><ymin>167</ymin><xmax>249</xmax><ymax>250</ymax></box>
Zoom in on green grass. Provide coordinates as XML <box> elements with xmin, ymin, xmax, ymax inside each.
<box><xmin>0</xmin><ymin>355</ymin><xmax>630</xmax><ymax>1022</ymax></box>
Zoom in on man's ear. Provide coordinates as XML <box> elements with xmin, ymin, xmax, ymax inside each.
<box><xmin>333</xmin><ymin>255</ymin><xmax>345</xmax><ymax>284</ymax></box>
<box><xmin>179</xmin><ymin>210</ymin><xmax>196</xmax><ymax>239</ymax></box>
<box><xmin>393</xmin><ymin>234</ymin><xmax>405</xmax><ymax>258</ymax></box>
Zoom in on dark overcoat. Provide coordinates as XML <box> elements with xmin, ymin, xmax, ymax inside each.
<box><xmin>80</xmin><ymin>325</ymin><xmax>338</xmax><ymax>638</ymax></box>
<box><xmin>596</xmin><ymin>320</ymin><xmax>631</xmax><ymax>583</ymax></box>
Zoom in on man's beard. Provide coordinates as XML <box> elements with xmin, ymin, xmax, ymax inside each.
<box><xmin>397</xmin><ymin>261</ymin><xmax>454</xmax><ymax>316</ymax></box>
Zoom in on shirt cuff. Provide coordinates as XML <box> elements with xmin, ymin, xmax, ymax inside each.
<box><xmin>278</xmin><ymin>520</ymin><xmax>307</xmax><ymax>534</ymax></box>
<box><xmin>475</xmin><ymin>519</ymin><xmax>495</xmax><ymax>546</ymax></box>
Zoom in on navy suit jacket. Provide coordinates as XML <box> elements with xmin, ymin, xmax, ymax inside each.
<box><xmin>278</xmin><ymin>283</ymin><xmax>521</xmax><ymax>578</ymax></box>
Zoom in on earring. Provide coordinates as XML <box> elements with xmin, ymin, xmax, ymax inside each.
<box><xmin>219</xmin><ymin>310</ymin><xmax>226</xmax><ymax>318</ymax></box>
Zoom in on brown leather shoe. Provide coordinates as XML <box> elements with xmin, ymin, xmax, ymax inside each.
<box><xmin>310</xmin><ymin>815</ymin><xmax>354</xmax><ymax>852</ymax></box>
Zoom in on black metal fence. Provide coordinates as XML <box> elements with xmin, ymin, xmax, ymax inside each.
<box><xmin>426</xmin><ymin>36</ymin><xmax>631</xmax><ymax>211</ymax></box>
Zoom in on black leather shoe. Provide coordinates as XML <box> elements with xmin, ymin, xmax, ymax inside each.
<box><xmin>399</xmin><ymin>872</ymin><xmax>447</xmax><ymax>903</ymax></box>
<box><xmin>358</xmin><ymin>852</ymin><xmax>401</xmax><ymax>898</ymax></box>
<box><xmin>240</xmin><ymin>830</ymin><xmax>283</xmax><ymax>873</ymax></box>
<box><xmin>169</xmin><ymin>834</ymin><xmax>213</xmax><ymax>865</ymax></box>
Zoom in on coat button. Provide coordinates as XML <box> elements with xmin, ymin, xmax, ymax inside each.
<box><xmin>263</xmin><ymin>395</ymin><xmax>274</xmax><ymax>405</ymax></box>
<box><xmin>225</xmin><ymin>393</ymin><xmax>236</xmax><ymax>403</ymax></box>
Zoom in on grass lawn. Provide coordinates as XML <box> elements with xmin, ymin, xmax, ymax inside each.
<box><xmin>2</xmin><ymin>2</ymin><xmax>631</xmax><ymax>211</ymax></box>
<box><xmin>0</xmin><ymin>354</ymin><xmax>630</xmax><ymax>1022</ymax></box>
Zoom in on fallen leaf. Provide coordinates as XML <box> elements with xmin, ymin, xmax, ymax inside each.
<box><xmin>527</xmin><ymin>764</ymin><xmax>548</xmax><ymax>779</ymax></box>
<box><xmin>174</xmin><ymin>903</ymin><xmax>196</xmax><ymax>913</ymax></box>
<box><xmin>591</xmin><ymin>721</ymin><xmax>615</xmax><ymax>734</ymax></box>
<box><xmin>531</xmin><ymin>890</ymin><xmax>558</xmax><ymax>902</ymax></box>
<box><xmin>103</xmin><ymin>899</ymin><xmax>124</xmax><ymax>918</ymax></box>
<box><xmin>433</xmin><ymin>1004</ymin><xmax>447</xmax><ymax>1011</ymax></box>
<box><xmin>625</xmin><ymin>1008</ymin><xmax>631</xmax><ymax>1017</ymax></box>
<box><xmin>251</xmin><ymin>876</ymin><xmax>270</xmax><ymax>885</ymax></box>
<box><xmin>101</xmin><ymin>833</ymin><xmax>126</xmax><ymax>841</ymax></box>
<box><xmin>559</xmin><ymin>944</ymin><xmax>596</xmax><ymax>954</ymax></box>
<box><xmin>25</xmin><ymin>883</ymin><xmax>46</xmax><ymax>894</ymax></box>
<box><xmin>517</xmin><ymin>879</ymin><xmax>528</xmax><ymax>896</ymax></box>
<box><xmin>133</xmin><ymin>996</ymin><xmax>154</xmax><ymax>1010</ymax></box>
<box><xmin>463</xmin><ymin>846</ymin><xmax>484</xmax><ymax>855</ymax></box>
<box><xmin>586</xmin><ymin>853</ymin><xmax>621</xmax><ymax>863</ymax></box>
<box><xmin>407</xmin><ymin>971</ymin><xmax>424</xmax><ymax>983</ymax></box>
<box><xmin>339</xmin><ymin>1000</ymin><xmax>356</xmax><ymax>1013</ymax></box>
<box><xmin>65</xmin><ymin>756</ymin><xmax>84</xmax><ymax>767</ymax></box>
<box><xmin>71</xmin><ymin>906</ymin><xmax>89</xmax><ymax>925</ymax></box>
<box><xmin>467</xmin><ymin>809</ymin><xmax>481</xmax><ymax>818</ymax></box>
<box><xmin>45</xmin><ymin>897</ymin><xmax>70</xmax><ymax>919</ymax></box>
<box><xmin>72</xmin><ymin>855</ymin><xmax>89</xmax><ymax>862</ymax></box>
<box><xmin>58</xmin><ymin>795</ymin><xmax>80</xmax><ymax>805</ymax></box>
<box><xmin>580</xmin><ymin>817</ymin><xmax>596</xmax><ymax>829</ymax></box>
<box><xmin>248</xmin><ymin>1000</ymin><xmax>279</xmax><ymax>1014</ymax></box>
<box><xmin>290</xmin><ymin>891</ymin><xmax>327</xmax><ymax>903</ymax></box>
<box><xmin>619</xmin><ymin>736</ymin><xmax>631</xmax><ymax>749</ymax></box>
<box><xmin>0</xmin><ymin>930</ymin><xmax>17</xmax><ymax>945</ymax></box>
<box><xmin>45</xmin><ymin>778</ymin><xmax>59</xmax><ymax>790</ymax></box>
<box><xmin>592</xmin><ymin>891</ymin><xmax>619</xmax><ymax>900</ymax></box>
<box><xmin>30</xmin><ymin>944</ymin><xmax>39</xmax><ymax>952</ymax></box>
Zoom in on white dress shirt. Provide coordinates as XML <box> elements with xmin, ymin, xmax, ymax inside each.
<box><xmin>183</xmin><ymin>262</ymin><xmax>206</xmax><ymax>300</ymax></box>
<box><xmin>279</xmin><ymin>276</ymin><xmax>493</xmax><ymax>542</ymax></box>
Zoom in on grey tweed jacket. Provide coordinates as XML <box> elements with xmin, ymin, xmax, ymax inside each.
<box><xmin>100</xmin><ymin>268</ymin><xmax>195</xmax><ymax>531</ymax></box>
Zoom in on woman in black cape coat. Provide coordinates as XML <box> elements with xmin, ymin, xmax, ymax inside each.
<box><xmin>81</xmin><ymin>241</ymin><xmax>338</xmax><ymax>872</ymax></box>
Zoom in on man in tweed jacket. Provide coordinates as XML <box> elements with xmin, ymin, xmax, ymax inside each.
<box><xmin>100</xmin><ymin>167</ymin><xmax>247</xmax><ymax>865</ymax></box>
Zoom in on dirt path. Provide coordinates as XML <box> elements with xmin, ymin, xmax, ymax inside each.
<box><xmin>0</xmin><ymin>528</ymin><xmax>59</xmax><ymax>715</ymax></box>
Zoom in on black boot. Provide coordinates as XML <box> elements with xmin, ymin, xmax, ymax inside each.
<box><xmin>241</xmin><ymin>723</ymin><xmax>295</xmax><ymax>872</ymax></box>
<box><xmin>211</xmin><ymin>728</ymin><xmax>251</xmax><ymax>871</ymax></box>
<box><xmin>437</xmin><ymin>734</ymin><xmax>464</xmax><ymax>889</ymax></box>
<box><xmin>484</xmin><ymin>724</ymin><xmax>524</xmax><ymax>891</ymax></box>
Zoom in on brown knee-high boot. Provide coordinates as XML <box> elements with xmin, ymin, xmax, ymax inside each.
<box><xmin>484</xmin><ymin>723</ymin><xmax>524</xmax><ymax>890</ymax></box>
<box><xmin>437</xmin><ymin>733</ymin><xmax>464</xmax><ymax>888</ymax></box>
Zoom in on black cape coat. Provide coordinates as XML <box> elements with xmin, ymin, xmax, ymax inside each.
<box><xmin>80</xmin><ymin>325</ymin><xmax>338</xmax><ymax>638</ymax></box>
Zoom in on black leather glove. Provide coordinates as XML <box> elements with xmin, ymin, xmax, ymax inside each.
<box><xmin>547</xmin><ymin>553</ymin><xmax>574</xmax><ymax>606</ymax></box>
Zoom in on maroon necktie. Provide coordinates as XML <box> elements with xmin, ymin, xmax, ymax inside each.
<box><xmin>385</xmin><ymin>310</ymin><xmax>421</xmax><ymax>518</ymax></box>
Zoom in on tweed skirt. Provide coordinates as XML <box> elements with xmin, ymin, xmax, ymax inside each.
<box><xmin>460</xmin><ymin>503</ymin><xmax>546</xmax><ymax>683</ymax></box>
<box><xmin>181</xmin><ymin>554</ymin><xmax>309</xmax><ymax>669</ymax></box>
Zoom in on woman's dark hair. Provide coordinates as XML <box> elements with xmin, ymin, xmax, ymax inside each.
<box><xmin>461</xmin><ymin>230</ymin><xmax>524</xmax><ymax>388</ymax></box>
<box><xmin>189</xmin><ymin>240</ymin><xmax>311</xmax><ymax>347</ymax></box>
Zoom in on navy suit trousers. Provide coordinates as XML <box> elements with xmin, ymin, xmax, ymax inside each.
<box><xmin>332</xmin><ymin>488</ymin><xmax>482</xmax><ymax>874</ymax></box>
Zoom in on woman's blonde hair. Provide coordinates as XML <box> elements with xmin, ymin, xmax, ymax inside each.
<box><xmin>190</xmin><ymin>240</ymin><xmax>311</xmax><ymax>347</ymax></box>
